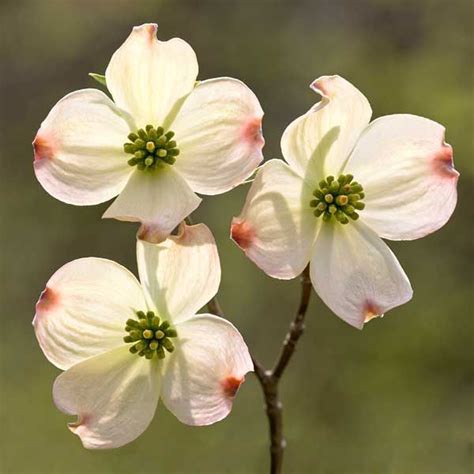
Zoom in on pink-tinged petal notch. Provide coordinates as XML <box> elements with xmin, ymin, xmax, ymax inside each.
<box><xmin>363</xmin><ymin>300</ymin><xmax>382</xmax><ymax>323</ymax></box>
<box><xmin>432</xmin><ymin>142</ymin><xmax>459</xmax><ymax>180</ymax></box>
<box><xmin>230</xmin><ymin>218</ymin><xmax>255</xmax><ymax>250</ymax></box>
<box><xmin>137</xmin><ymin>223</ymin><xmax>164</xmax><ymax>245</ymax></box>
<box><xmin>32</xmin><ymin>132</ymin><xmax>57</xmax><ymax>162</ymax></box>
<box><xmin>221</xmin><ymin>375</ymin><xmax>244</xmax><ymax>398</ymax></box>
<box><xmin>133</xmin><ymin>23</ymin><xmax>158</xmax><ymax>42</ymax></box>
<box><xmin>241</xmin><ymin>117</ymin><xmax>265</xmax><ymax>148</ymax></box>
<box><xmin>310</xmin><ymin>75</ymin><xmax>337</xmax><ymax>98</ymax></box>
<box><xmin>35</xmin><ymin>287</ymin><xmax>59</xmax><ymax>315</ymax></box>
<box><xmin>68</xmin><ymin>413</ymin><xmax>91</xmax><ymax>434</ymax></box>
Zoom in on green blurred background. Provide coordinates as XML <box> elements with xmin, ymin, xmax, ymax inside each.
<box><xmin>1</xmin><ymin>0</ymin><xmax>472</xmax><ymax>472</ymax></box>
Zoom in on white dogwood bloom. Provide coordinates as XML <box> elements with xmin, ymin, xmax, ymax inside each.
<box><xmin>33</xmin><ymin>223</ymin><xmax>253</xmax><ymax>449</ymax></box>
<box><xmin>231</xmin><ymin>75</ymin><xmax>458</xmax><ymax>329</ymax></box>
<box><xmin>33</xmin><ymin>23</ymin><xmax>264</xmax><ymax>242</ymax></box>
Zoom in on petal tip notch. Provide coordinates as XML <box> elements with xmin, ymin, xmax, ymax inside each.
<box><xmin>363</xmin><ymin>301</ymin><xmax>382</xmax><ymax>324</ymax></box>
<box><xmin>133</xmin><ymin>23</ymin><xmax>158</xmax><ymax>40</ymax></box>
<box><xmin>33</xmin><ymin>132</ymin><xmax>56</xmax><ymax>162</ymax></box>
<box><xmin>35</xmin><ymin>287</ymin><xmax>59</xmax><ymax>316</ymax></box>
<box><xmin>230</xmin><ymin>219</ymin><xmax>255</xmax><ymax>250</ymax></box>
<box><xmin>221</xmin><ymin>375</ymin><xmax>244</xmax><ymax>398</ymax></box>
<box><xmin>432</xmin><ymin>142</ymin><xmax>459</xmax><ymax>181</ymax></box>
<box><xmin>310</xmin><ymin>75</ymin><xmax>339</xmax><ymax>98</ymax></box>
<box><xmin>241</xmin><ymin>117</ymin><xmax>265</xmax><ymax>148</ymax></box>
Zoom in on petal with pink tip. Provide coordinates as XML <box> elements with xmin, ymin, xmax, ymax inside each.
<box><xmin>33</xmin><ymin>89</ymin><xmax>134</xmax><ymax>205</ymax></box>
<box><xmin>105</xmin><ymin>23</ymin><xmax>198</xmax><ymax>129</ymax></box>
<box><xmin>281</xmin><ymin>75</ymin><xmax>372</xmax><ymax>182</ymax></box>
<box><xmin>161</xmin><ymin>314</ymin><xmax>252</xmax><ymax>426</ymax></box>
<box><xmin>231</xmin><ymin>159</ymin><xmax>318</xmax><ymax>279</ymax></box>
<box><xmin>172</xmin><ymin>78</ymin><xmax>264</xmax><ymax>195</ymax></box>
<box><xmin>103</xmin><ymin>167</ymin><xmax>201</xmax><ymax>243</ymax></box>
<box><xmin>344</xmin><ymin>114</ymin><xmax>459</xmax><ymax>240</ymax></box>
<box><xmin>53</xmin><ymin>346</ymin><xmax>160</xmax><ymax>449</ymax></box>
<box><xmin>33</xmin><ymin>257</ymin><xmax>147</xmax><ymax>370</ymax></box>
<box><xmin>136</xmin><ymin>223</ymin><xmax>220</xmax><ymax>323</ymax></box>
<box><xmin>310</xmin><ymin>220</ymin><xmax>412</xmax><ymax>329</ymax></box>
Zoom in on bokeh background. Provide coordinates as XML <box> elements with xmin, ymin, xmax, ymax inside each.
<box><xmin>1</xmin><ymin>0</ymin><xmax>472</xmax><ymax>473</ymax></box>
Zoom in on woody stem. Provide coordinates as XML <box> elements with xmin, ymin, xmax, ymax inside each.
<box><xmin>207</xmin><ymin>265</ymin><xmax>312</xmax><ymax>474</ymax></box>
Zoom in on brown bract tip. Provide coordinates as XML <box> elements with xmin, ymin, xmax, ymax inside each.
<box><xmin>69</xmin><ymin>413</ymin><xmax>91</xmax><ymax>432</ymax></box>
<box><xmin>33</xmin><ymin>132</ymin><xmax>56</xmax><ymax>162</ymax></box>
<box><xmin>36</xmin><ymin>287</ymin><xmax>59</xmax><ymax>314</ymax></box>
<box><xmin>241</xmin><ymin>117</ymin><xmax>264</xmax><ymax>148</ymax></box>
<box><xmin>231</xmin><ymin>219</ymin><xmax>255</xmax><ymax>250</ymax></box>
<box><xmin>133</xmin><ymin>23</ymin><xmax>158</xmax><ymax>44</ymax></box>
<box><xmin>363</xmin><ymin>301</ymin><xmax>381</xmax><ymax>323</ymax></box>
<box><xmin>221</xmin><ymin>375</ymin><xmax>244</xmax><ymax>398</ymax></box>
<box><xmin>311</xmin><ymin>75</ymin><xmax>338</xmax><ymax>98</ymax></box>
<box><xmin>137</xmin><ymin>222</ymin><xmax>167</xmax><ymax>244</ymax></box>
<box><xmin>432</xmin><ymin>143</ymin><xmax>459</xmax><ymax>180</ymax></box>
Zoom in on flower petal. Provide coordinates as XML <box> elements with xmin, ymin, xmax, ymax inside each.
<box><xmin>103</xmin><ymin>167</ymin><xmax>201</xmax><ymax>243</ymax></box>
<box><xmin>136</xmin><ymin>223</ymin><xmax>220</xmax><ymax>323</ymax></box>
<box><xmin>231</xmin><ymin>159</ymin><xmax>317</xmax><ymax>279</ymax></box>
<box><xmin>344</xmin><ymin>114</ymin><xmax>459</xmax><ymax>240</ymax></box>
<box><xmin>281</xmin><ymin>75</ymin><xmax>372</xmax><ymax>182</ymax></box>
<box><xmin>33</xmin><ymin>258</ymin><xmax>147</xmax><ymax>370</ymax></box>
<box><xmin>310</xmin><ymin>221</ymin><xmax>413</xmax><ymax>329</ymax></box>
<box><xmin>171</xmin><ymin>78</ymin><xmax>264</xmax><ymax>195</ymax></box>
<box><xmin>33</xmin><ymin>89</ymin><xmax>134</xmax><ymax>205</ymax></box>
<box><xmin>161</xmin><ymin>314</ymin><xmax>252</xmax><ymax>426</ymax></box>
<box><xmin>53</xmin><ymin>346</ymin><xmax>160</xmax><ymax>449</ymax></box>
<box><xmin>105</xmin><ymin>23</ymin><xmax>198</xmax><ymax>129</ymax></box>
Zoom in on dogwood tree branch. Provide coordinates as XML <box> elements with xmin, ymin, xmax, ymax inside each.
<box><xmin>252</xmin><ymin>265</ymin><xmax>311</xmax><ymax>474</ymax></box>
<box><xmin>272</xmin><ymin>266</ymin><xmax>312</xmax><ymax>379</ymax></box>
<box><xmin>207</xmin><ymin>265</ymin><xmax>312</xmax><ymax>474</ymax></box>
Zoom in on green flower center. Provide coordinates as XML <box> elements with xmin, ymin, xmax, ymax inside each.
<box><xmin>124</xmin><ymin>310</ymin><xmax>177</xmax><ymax>359</ymax></box>
<box><xmin>124</xmin><ymin>125</ymin><xmax>180</xmax><ymax>171</ymax></box>
<box><xmin>310</xmin><ymin>174</ymin><xmax>365</xmax><ymax>224</ymax></box>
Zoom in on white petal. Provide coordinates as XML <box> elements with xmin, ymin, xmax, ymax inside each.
<box><xmin>103</xmin><ymin>167</ymin><xmax>201</xmax><ymax>243</ymax></box>
<box><xmin>231</xmin><ymin>159</ymin><xmax>317</xmax><ymax>279</ymax></box>
<box><xmin>281</xmin><ymin>75</ymin><xmax>372</xmax><ymax>181</ymax></box>
<box><xmin>310</xmin><ymin>221</ymin><xmax>413</xmax><ymax>329</ymax></box>
<box><xmin>33</xmin><ymin>258</ymin><xmax>147</xmax><ymax>370</ymax></box>
<box><xmin>53</xmin><ymin>346</ymin><xmax>160</xmax><ymax>449</ymax></box>
<box><xmin>172</xmin><ymin>78</ymin><xmax>264</xmax><ymax>195</ymax></box>
<box><xmin>344</xmin><ymin>114</ymin><xmax>459</xmax><ymax>240</ymax></box>
<box><xmin>105</xmin><ymin>23</ymin><xmax>198</xmax><ymax>129</ymax></box>
<box><xmin>161</xmin><ymin>314</ymin><xmax>252</xmax><ymax>426</ymax></box>
<box><xmin>136</xmin><ymin>223</ymin><xmax>220</xmax><ymax>323</ymax></box>
<box><xmin>33</xmin><ymin>89</ymin><xmax>134</xmax><ymax>205</ymax></box>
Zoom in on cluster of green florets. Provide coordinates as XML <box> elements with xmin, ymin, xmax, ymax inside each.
<box><xmin>123</xmin><ymin>125</ymin><xmax>179</xmax><ymax>170</ymax></box>
<box><xmin>310</xmin><ymin>174</ymin><xmax>365</xmax><ymax>224</ymax></box>
<box><xmin>124</xmin><ymin>310</ymin><xmax>177</xmax><ymax>359</ymax></box>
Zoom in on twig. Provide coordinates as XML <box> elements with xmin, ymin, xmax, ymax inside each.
<box><xmin>208</xmin><ymin>266</ymin><xmax>312</xmax><ymax>474</ymax></box>
<box><xmin>252</xmin><ymin>265</ymin><xmax>312</xmax><ymax>474</ymax></box>
<box><xmin>272</xmin><ymin>266</ymin><xmax>312</xmax><ymax>379</ymax></box>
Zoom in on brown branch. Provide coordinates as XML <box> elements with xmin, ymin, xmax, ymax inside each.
<box><xmin>272</xmin><ymin>265</ymin><xmax>312</xmax><ymax>379</ymax></box>
<box><xmin>251</xmin><ymin>265</ymin><xmax>312</xmax><ymax>474</ymax></box>
<box><xmin>208</xmin><ymin>267</ymin><xmax>311</xmax><ymax>473</ymax></box>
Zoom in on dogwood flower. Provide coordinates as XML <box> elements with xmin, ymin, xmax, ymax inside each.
<box><xmin>231</xmin><ymin>75</ymin><xmax>458</xmax><ymax>329</ymax></box>
<box><xmin>33</xmin><ymin>223</ymin><xmax>253</xmax><ymax>449</ymax></box>
<box><xmin>33</xmin><ymin>23</ymin><xmax>264</xmax><ymax>242</ymax></box>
